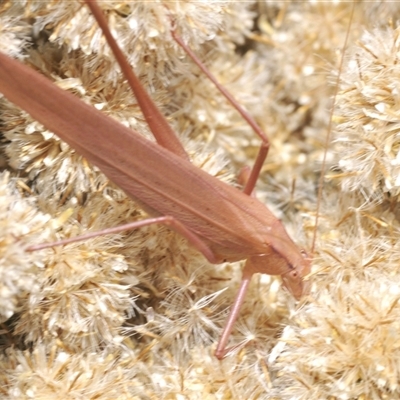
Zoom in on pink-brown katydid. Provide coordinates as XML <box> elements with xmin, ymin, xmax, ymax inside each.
<box><xmin>0</xmin><ymin>0</ymin><xmax>314</xmax><ymax>359</ymax></box>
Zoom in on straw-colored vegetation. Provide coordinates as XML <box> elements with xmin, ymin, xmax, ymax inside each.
<box><xmin>1</xmin><ymin>1</ymin><xmax>400</xmax><ymax>398</ymax></box>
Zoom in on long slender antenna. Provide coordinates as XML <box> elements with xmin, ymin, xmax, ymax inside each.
<box><xmin>311</xmin><ymin>2</ymin><xmax>356</xmax><ymax>254</ymax></box>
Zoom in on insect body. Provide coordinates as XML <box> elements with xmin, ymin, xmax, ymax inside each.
<box><xmin>0</xmin><ymin>0</ymin><xmax>310</xmax><ymax>359</ymax></box>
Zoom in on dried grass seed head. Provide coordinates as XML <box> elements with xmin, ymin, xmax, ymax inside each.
<box><xmin>0</xmin><ymin>4</ymin><xmax>31</xmax><ymax>59</ymax></box>
<box><xmin>270</xmin><ymin>273</ymin><xmax>400</xmax><ymax>399</ymax></box>
<box><xmin>335</xmin><ymin>25</ymin><xmax>400</xmax><ymax>199</ymax></box>
<box><xmin>0</xmin><ymin>343</ymin><xmax>145</xmax><ymax>399</ymax></box>
<box><xmin>0</xmin><ymin>172</ymin><xmax>52</xmax><ymax>322</ymax></box>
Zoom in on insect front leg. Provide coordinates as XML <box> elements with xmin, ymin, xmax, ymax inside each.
<box><xmin>170</xmin><ymin>24</ymin><xmax>270</xmax><ymax>195</ymax></box>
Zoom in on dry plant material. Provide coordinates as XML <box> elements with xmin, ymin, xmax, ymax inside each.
<box><xmin>1</xmin><ymin>1</ymin><xmax>400</xmax><ymax>399</ymax></box>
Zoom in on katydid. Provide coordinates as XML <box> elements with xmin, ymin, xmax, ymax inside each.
<box><xmin>0</xmin><ymin>0</ymin><xmax>312</xmax><ymax>359</ymax></box>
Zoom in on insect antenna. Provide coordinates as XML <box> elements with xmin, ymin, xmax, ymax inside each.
<box><xmin>311</xmin><ymin>2</ymin><xmax>356</xmax><ymax>255</ymax></box>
